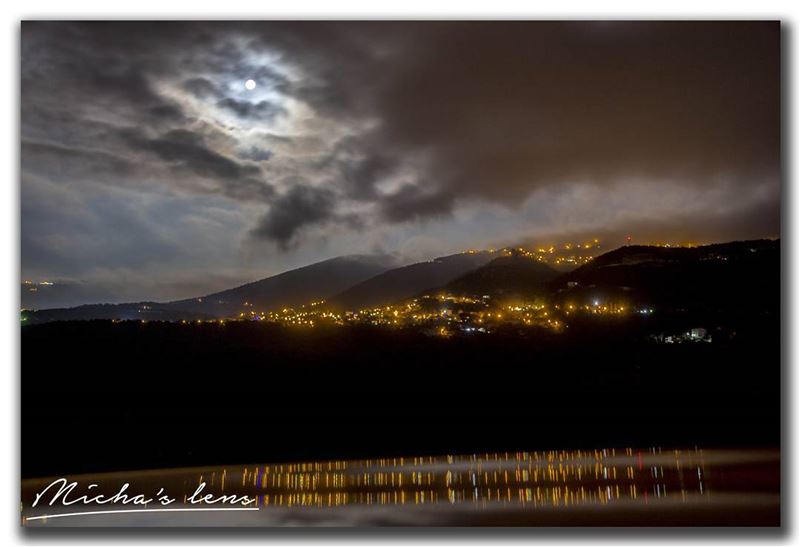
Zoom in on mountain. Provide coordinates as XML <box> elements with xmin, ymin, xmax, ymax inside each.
<box><xmin>440</xmin><ymin>253</ymin><xmax>561</xmax><ymax>299</ymax></box>
<box><xmin>326</xmin><ymin>251</ymin><xmax>495</xmax><ymax>311</ymax></box>
<box><xmin>165</xmin><ymin>254</ymin><xmax>397</xmax><ymax>317</ymax></box>
<box><xmin>553</xmin><ymin>239</ymin><xmax>779</xmax><ymax>312</ymax></box>
<box><xmin>22</xmin><ymin>254</ymin><xmax>396</xmax><ymax>324</ymax></box>
<box><xmin>21</xmin><ymin>240</ymin><xmax>780</xmax><ymax>325</ymax></box>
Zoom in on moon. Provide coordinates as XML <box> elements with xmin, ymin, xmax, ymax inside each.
<box><xmin>245</xmin><ymin>79</ymin><xmax>256</xmax><ymax>91</ymax></box>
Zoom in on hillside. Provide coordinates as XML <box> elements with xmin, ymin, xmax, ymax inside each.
<box><xmin>22</xmin><ymin>254</ymin><xmax>397</xmax><ymax>323</ymax></box>
<box><xmin>166</xmin><ymin>254</ymin><xmax>396</xmax><ymax>316</ymax></box>
<box><xmin>553</xmin><ymin>239</ymin><xmax>780</xmax><ymax>312</ymax></box>
<box><xmin>327</xmin><ymin>252</ymin><xmax>494</xmax><ymax>311</ymax></box>
<box><xmin>440</xmin><ymin>254</ymin><xmax>561</xmax><ymax>300</ymax></box>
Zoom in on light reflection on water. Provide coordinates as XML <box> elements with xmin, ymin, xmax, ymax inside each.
<box><xmin>21</xmin><ymin>447</ymin><xmax>780</xmax><ymax>526</ymax></box>
<box><xmin>239</xmin><ymin>447</ymin><xmax>707</xmax><ymax>508</ymax></box>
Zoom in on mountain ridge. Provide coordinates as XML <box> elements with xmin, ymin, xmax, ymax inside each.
<box><xmin>325</xmin><ymin>251</ymin><xmax>495</xmax><ymax>311</ymax></box>
<box><xmin>22</xmin><ymin>254</ymin><xmax>397</xmax><ymax>323</ymax></box>
<box><xmin>21</xmin><ymin>239</ymin><xmax>779</xmax><ymax>324</ymax></box>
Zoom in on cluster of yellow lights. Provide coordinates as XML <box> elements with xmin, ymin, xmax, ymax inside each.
<box><xmin>651</xmin><ymin>242</ymin><xmax>699</xmax><ymax>248</ymax></box>
<box><xmin>464</xmin><ymin>240</ymin><xmax>600</xmax><ymax>266</ymax></box>
<box><xmin>227</xmin><ymin>292</ymin><xmax>646</xmax><ymax>334</ymax></box>
<box><xmin>24</xmin><ymin>280</ymin><xmax>56</xmax><ymax>293</ymax></box>
<box><xmin>465</xmin><ymin>239</ymin><xmax>700</xmax><ymax>262</ymax></box>
<box><xmin>255</xmin><ymin>294</ymin><xmax>559</xmax><ymax>333</ymax></box>
<box><xmin>107</xmin><ymin>294</ymin><xmax>646</xmax><ymax>331</ymax></box>
<box><xmin>560</xmin><ymin>302</ymin><xmax>629</xmax><ymax>316</ymax></box>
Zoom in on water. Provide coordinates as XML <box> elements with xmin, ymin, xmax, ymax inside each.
<box><xmin>21</xmin><ymin>447</ymin><xmax>779</xmax><ymax>526</ymax></box>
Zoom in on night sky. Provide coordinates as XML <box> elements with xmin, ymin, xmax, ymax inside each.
<box><xmin>21</xmin><ymin>21</ymin><xmax>780</xmax><ymax>304</ymax></box>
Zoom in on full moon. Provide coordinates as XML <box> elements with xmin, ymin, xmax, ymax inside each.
<box><xmin>245</xmin><ymin>79</ymin><xmax>256</xmax><ymax>90</ymax></box>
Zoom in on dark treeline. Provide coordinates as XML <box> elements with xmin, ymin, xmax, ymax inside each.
<box><xmin>22</xmin><ymin>312</ymin><xmax>779</xmax><ymax>478</ymax></box>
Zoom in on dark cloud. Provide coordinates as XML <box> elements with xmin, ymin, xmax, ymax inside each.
<box><xmin>124</xmin><ymin>129</ymin><xmax>253</xmax><ymax>179</ymax></box>
<box><xmin>325</xmin><ymin>138</ymin><xmax>398</xmax><ymax>201</ymax></box>
<box><xmin>121</xmin><ymin>128</ymin><xmax>274</xmax><ymax>201</ymax></box>
<box><xmin>380</xmin><ymin>183</ymin><xmax>454</xmax><ymax>223</ymax></box>
<box><xmin>237</xmin><ymin>21</ymin><xmax>779</xmax><ymax>236</ymax></box>
<box><xmin>147</xmin><ymin>103</ymin><xmax>186</xmax><ymax>123</ymax></box>
<box><xmin>182</xmin><ymin>77</ymin><xmax>222</xmax><ymax>99</ymax></box>
<box><xmin>251</xmin><ymin>185</ymin><xmax>336</xmax><ymax>248</ymax></box>
<box><xmin>216</xmin><ymin>97</ymin><xmax>287</xmax><ymax>120</ymax></box>
<box><xmin>22</xmin><ymin>140</ymin><xmax>136</xmax><ymax>179</ymax></box>
<box><xmin>238</xmin><ymin>146</ymin><xmax>273</xmax><ymax>162</ymax></box>
<box><xmin>22</xmin><ymin>24</ymin><xmax>191</xmax><ymax>128</ymax></box>
<box><xmin>341</xmin><ymin>22</ymin><xmax>779</xmax><ymax>208</ymax></box>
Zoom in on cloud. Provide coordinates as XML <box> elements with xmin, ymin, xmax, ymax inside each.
<box><xmin>238</xmin><ymin>146</ymin><xmax>273</xmax><ymax>162</ymax></box>
<box><xmin>216</xmin><ymin>97</ymin><xmax>287</xmax><ymax>121</ymax></box>
<box><xmin>125</xmin><ymin>129</ymin><xmax>255</xmax><ymax>180</ymax></box>
<box><xmin>380</xmin><ymin>183</ymin><xmax>454</xmax><ymax>223</ymax></box>
<box><xmin>250</xmin><ymin>185</ymin><xmax>336</xmax><ymax>248</ymax></box>
<box><xmin>182</xmin><ymin>77</ymin><xmax>222</xmax><ymax>99</ymax></box>
<box><xmin>360</xmin><ymin>22</ymin><xmax>778</xmax><ymax>209</ymax></box>
<box><xmin>147</xmin><ymin>103</ymin><xmax>186</xmax><ymax>123</ymax></box>
<box><xmin>237</xmin><ymin>21</ymin><xmax>779</xmax><ymax>240</ymax></box>
<box><xmin>120</xmin><ymin>128</ymin><xmax>274</xmax><ymax>201</ymax></box>
<box><xmin>22</xmin><ymin>140</ymin><xmax>136</xmax><ymax>179</ymax></box>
